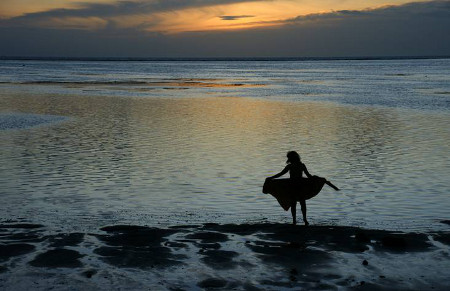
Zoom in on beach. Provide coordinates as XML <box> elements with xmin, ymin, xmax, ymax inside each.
<box><xmin>1</xmin><ymin>59</ymin><xmax>450</xmax><ymax>289</ymax></box>
<box><xmin>1</xmin><ymin>221</ymin><xmax>450</xmax><ymax>290</ymax></box>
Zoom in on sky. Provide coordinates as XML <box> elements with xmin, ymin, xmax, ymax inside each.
<box><xmin>0</xmin><ymin>0</ymin><xmax>449</xmax><ymax>57</ymax></box>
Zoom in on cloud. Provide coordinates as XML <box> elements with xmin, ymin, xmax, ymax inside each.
<box><xmin>1</xmin><ymin>0</ymin><xmax>264</xmax><ymax>26</ymax></box>
<box><xmin>0</xmin><ymin>1</ymin><xmax>449</xmax><ymax>57</ymax></box>
<box><xmin>285</xmin><ymin>0</ymin><xmax>450</xmax><ymax>23</ymax></box>
<box><xmin>220</xmin><ymin>15</ymin><xmax>255</xmax><ymax>21</ymax></box>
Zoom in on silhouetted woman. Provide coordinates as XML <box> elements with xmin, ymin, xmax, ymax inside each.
<box><xmin>267</xmin><ymin>151</ymin><xmax>312</xmax><ymax>225</ymax></box>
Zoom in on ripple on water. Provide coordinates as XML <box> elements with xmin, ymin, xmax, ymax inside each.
<box><xmin>0</xmin><ymin>92</ymin><xmax>449</xmax><ymax>232</ymax></box>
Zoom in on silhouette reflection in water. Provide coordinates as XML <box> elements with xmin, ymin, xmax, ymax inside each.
<box><xmin>264</xmin><ymin>151</ymin><xmax>339</xmax><ymax>225</ymax></box>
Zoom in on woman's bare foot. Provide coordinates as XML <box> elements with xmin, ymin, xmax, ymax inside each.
<box><xmin>304</xmin><ymin>221</ymin><xmax>309</xmax><ymax>226</ymax></box>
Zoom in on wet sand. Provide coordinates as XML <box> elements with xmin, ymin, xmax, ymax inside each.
<box><xmin>1</xmin><ymin>221</ymin><xmax>450</xmax><ymax>290</ymax></box>
<box><xmin>14</xmin><ymin>79</ymin><xmax>266</xmax><ymax>89</ymax></box>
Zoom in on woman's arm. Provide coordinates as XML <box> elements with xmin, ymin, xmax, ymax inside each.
<box><xmin>303</xmin><ymin>164</ymin><xmax>312</xmax><ymax>178</ymax></box>
<box><xmin>268</xmin><ymin>165</ymin><xmax>290</xmax><ymax>179</ymax></box>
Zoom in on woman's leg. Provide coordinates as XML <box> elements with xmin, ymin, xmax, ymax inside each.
<box><xmin>291</xmin><ymin>202</ymin><xmax>297</xmax><ymax>225</ymax></box>
<box><xmin>300</xmin><ymin>200</ymin><xmax>309</xmax><ymax>226</ymax></box>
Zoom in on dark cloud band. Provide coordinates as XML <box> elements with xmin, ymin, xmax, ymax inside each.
<box><xmin>220</xmin><ymin>15</ymin><xmax>255</xmax><ymax>21</ymax></box>
<box><xmin>2</xmin><ymin>0</ymin><xmax>265</xmax><ymax>23</ymax></box>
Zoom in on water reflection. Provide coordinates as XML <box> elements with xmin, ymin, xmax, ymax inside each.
<box><xmin>1</xmin><ymin>91</ymin><xmax>449</xmax><ymax>231</ymax></box>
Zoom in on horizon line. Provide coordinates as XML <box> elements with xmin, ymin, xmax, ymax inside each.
<box><xmin>1</xmin><ymin>55</ymin><xmax>450</xmax><ymax>62</ymax></box>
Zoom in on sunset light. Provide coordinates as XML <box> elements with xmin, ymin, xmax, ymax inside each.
<box><xmin>1</xmin><ymin>0</ymin><xmax>449</xmax><ymax>290</ymax></box>
<box><xmin>0</xmin><ymin>0</ymin><xmax>431</xmax><ymax>33</ymax></box>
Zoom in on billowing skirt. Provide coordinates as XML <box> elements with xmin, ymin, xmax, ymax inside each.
<box><xmin>262</xmin><ymin>176</ymin><xmax>326</xmax><ymax>211</ymax></box>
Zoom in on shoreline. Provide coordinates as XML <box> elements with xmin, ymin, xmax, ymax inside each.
<box><xmin>1</xmin><ymin>221</ymin><xmax>450</xmax><ymax>290</ymax></box>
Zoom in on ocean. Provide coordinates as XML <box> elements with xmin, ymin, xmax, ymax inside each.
<box><xmin>1</xmin><ymin>58</ymin><xmax>449</xmax><ymax>232</ymax></box>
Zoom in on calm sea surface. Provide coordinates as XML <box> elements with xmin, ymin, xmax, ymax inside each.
<box><xmin>1</xmin><ymin>59</ymin><xmax>449</xmax><ymax>232</ymax></box>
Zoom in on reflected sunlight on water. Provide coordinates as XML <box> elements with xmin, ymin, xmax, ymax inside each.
<box><xmin>1</xmin><ymin>91</ymin><xmax>449</xmax><ymax>231</ymax></box>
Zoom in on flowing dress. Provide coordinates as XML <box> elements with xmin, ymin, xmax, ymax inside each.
<box><xmin>262</xmin><ymin>176</ymin><xmax>326</xmax><ymax>211</ymax></box>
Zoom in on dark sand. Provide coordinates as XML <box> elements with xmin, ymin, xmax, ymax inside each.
<box><xmin>18</xmin><ymin>79</ymin><xmax>265</xmax><ymax>89</ymax></box>
<box><xmin>1</xmin><ymin>222</ymin><xmax>450</xmax><ymax>290</ymax></box>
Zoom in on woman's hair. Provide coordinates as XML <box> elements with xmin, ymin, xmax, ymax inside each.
<box><xmin>286</xmin><ymin>151</ymin><xmax>301</xmax><ymax>164</ymax></box>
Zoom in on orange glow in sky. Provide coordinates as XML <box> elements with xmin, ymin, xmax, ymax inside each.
<box><xmin>0</xmin><ymin>0</ymin><xmax>430</xmax><ymax>33</ymax></box>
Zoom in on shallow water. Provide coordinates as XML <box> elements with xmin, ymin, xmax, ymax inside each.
<box><xmin>0</xmin><ymin>59</ymin><xmax>449</xmax><ymax>232</ymax></box>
